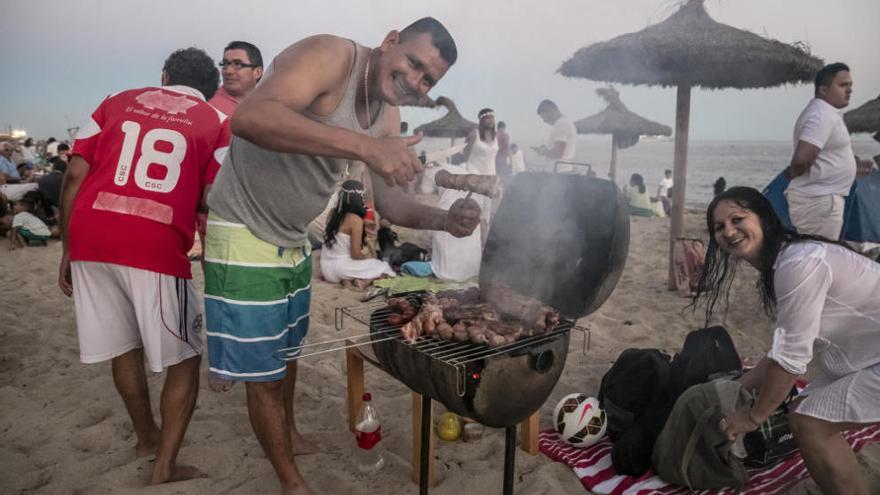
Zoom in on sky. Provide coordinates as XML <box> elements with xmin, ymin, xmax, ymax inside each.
<box><xmin>2</xmin><ymin>0</ymin><xmax>879</xmax><ymax>142</ymax></box>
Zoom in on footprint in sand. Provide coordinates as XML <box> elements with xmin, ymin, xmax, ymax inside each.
<box><xmin>70</xmin><ymin>405</ymin><xmax>114</xmax><ymax>429</ymax></box>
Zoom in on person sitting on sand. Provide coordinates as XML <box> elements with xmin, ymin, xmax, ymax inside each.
<box><xmin>624</xmin><ymin>173</ymin><xmax>654</xmax><ymax>217</ymax></box>
<box><xmin>8</xmin><ymin>196</ymin><xmax>51</xmax><ymax>249</ymax></box>
<box><xmin>320</xmin><ymin>180</ymin><xmax>395</xmax><ymax>289</ymax></box>
<box><xmin>693</xmin><ymin>186</ymin><xmax>880</xmax><ymax>495</ymax></box>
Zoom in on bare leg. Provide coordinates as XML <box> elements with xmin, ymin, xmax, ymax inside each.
<box><xmin>111</xmin><ymin>348</ymin><xmax>159</xmax><ymax>457</ymax></box>
<box><xmin>247</xmin><ymin>379</ymin><xmax>312</xmax><ymax>494</ymax></box>
<box><xmin>790</xmin><ymin>413</ymin><xmax>874</xmax><ymax>495</ymax></box>
<box><xmin>150</xmin><ymin>355</ymin><xmax>204</xmax><ymax>484</ymax></box>
<box><xmin>282</xmin><ymin>362</ymin><xmax>318</xmax><ymax>455</ymax></box>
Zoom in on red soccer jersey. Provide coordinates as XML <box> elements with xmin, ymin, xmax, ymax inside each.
<box><xmin>70</xmin><ymin>85</ymin><xmax>230</xmax><ymax>278</ymax></box>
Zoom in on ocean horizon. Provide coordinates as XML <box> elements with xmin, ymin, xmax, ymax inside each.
<box><xmin>416</xmin><ymin>135</ymin><xmax>880</xmax><ymax>208</ymax></box>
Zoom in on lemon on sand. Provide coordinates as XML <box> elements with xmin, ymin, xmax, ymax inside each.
<box><xmin>437</xmin><ymin>412</ymin><xmax>462</xmax><ymax>441</ymax></box>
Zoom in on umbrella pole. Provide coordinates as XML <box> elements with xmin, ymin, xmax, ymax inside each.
<box><xmin>668</xmin><ymin>84</ymin><xmax>691</xmax><ymax>289</ymax></box>
<box><xmin>609</xmin><ymin>135</ymin><xmax>618</xmax><ymax>183</ymax></box>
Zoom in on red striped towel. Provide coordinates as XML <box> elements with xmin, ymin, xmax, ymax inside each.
<box><xmin>539</xmin><ymin>426</ymin><xmax>880</xmax><ymax>494</ymax></box>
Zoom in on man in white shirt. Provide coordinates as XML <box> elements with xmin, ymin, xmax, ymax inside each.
<box><xmin>534</xmin><ymin>99</ymin><xmax>577</xmax><ymax>173</ymax></box>
<box><xmin>656</xmin><ymin>169</ymin><xmax>673</xmax><ymax>215</ymax></box>
<box><xmin>785</xmin><ymin>63</ymin><xmax>856</xmax><ymax>240</ymax></box>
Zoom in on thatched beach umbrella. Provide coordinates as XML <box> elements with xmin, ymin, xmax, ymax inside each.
<box><xmin>413</xmin><ymin>96</ymin><xmax>477</xmax><ymax>144</ymax></box>
<box><xmin>844</xmin><ymin>95</ymin><xmax>880</xmax><ymax>142</ymax></box>
<box><xmin>559</xmin><ymin>0</ymin><xmax>823</xmax><ymax>288</ymax></box>
<box><xmin>575</xmin><ymin>86</ymin><xmax>672</xmax><ymax>183</ymax></box>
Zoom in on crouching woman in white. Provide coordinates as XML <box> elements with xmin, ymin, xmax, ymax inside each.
<box><xmin>320</xmin><ymin>180</ymin><xmax>395</xmax><ymax>289</ymax></box>
<box><xmin>693</xmin><ymin>186</ymin><xmax>880</xmax><ymax>495</ymax></box>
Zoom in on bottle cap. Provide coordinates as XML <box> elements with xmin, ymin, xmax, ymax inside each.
<box><xmin>363</xmin><ymin>393</ymin><xmax>372</xmax><ymax>401</ymax></box>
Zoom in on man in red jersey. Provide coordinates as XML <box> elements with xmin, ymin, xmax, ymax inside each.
<box><xmin>58</xmin><ymin>47</ymin><xmax>229</xmax><ymax>485</ymax></box>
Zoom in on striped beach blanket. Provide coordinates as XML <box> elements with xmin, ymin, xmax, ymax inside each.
<box><xmin>539</xmin><ymin>426</ymin><xmax>880</xmax><ymax>494</ymax></box>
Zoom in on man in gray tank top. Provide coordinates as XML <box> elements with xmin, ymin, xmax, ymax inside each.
<box><xmin>204</xmin><ymin>17</ymin><xmax>477</xmax><ymax>494</ymax></box>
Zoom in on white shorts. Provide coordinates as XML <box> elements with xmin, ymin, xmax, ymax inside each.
<box><xmin>785</xmin><ymin>189</ymin><xmax>845</xmax><ymax>240</ymax></box>
<box><xmin>72</xmin><ymin>261</ymin><xmax>203</xmax><ymax>372</ymax></box>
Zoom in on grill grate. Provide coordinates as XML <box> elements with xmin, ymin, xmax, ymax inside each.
<box><xmin>334</xmin><ymin>295</ymin><xmax>590</xmax><ymax>396</ymax></box>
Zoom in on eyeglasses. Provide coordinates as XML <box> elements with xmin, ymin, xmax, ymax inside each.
<box><xmin>219</xmin><ymin>60</ymin><xmax>257</xmax><ymax>70</ymax></box>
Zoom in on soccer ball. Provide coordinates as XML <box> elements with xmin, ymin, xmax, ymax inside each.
<box><xmin>553</xmin><ymin>393</ymin><xmax>607</xmax><ymax>448</ymax></box>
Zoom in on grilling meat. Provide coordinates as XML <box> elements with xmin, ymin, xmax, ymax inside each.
<box><xmin>384</xmin><ymin>287</ymin><xmax>559</xmax><ymax>347</ymax></box>
<box><xmin>434</xmin><ymin>170</ymin><xmax>501</xmax><ymax>198</ymax></box>
<box><xmin>443</xmin><ymin>303</ymin><xmax>498</xmax><ymax>323</ymax></box>
<box><xmin>480</xmin><ymin>281</ymin><xmax>560</xmax><ymax>332</ymax></box>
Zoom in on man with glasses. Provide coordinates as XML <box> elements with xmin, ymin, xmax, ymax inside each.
<box><xmin>209</xmin><ymin>41</ymin><xmax>263</xmax><ymax>116</ymax></box>
<box><xmin>204</xmin><ymin>17</ymin><xmax>479</xmax><ymax>494</ymax></box>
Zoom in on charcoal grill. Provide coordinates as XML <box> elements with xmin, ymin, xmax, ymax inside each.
<box><xmin>281</xmin><ymin>172</ymin><xmax>630</xmax><ymax>494</ymax></box>
<box><xmin>329</xmin><ymin>294</ymin><xmax>584</xmax><ymax>495</ymax></box>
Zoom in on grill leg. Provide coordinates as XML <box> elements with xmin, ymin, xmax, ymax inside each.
<box><xmin>503</xmin><ymin>425</ymin><xmax>516</xmax><ymax>495</ymax></box>
<box><xmin>419</xmin><ymin>394</ymin><xmax>431</xmax><ymax>495</ymax></box>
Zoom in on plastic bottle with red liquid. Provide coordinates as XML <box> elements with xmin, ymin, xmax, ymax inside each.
<box><xmin>355</xmin><ymin>393</ymin><xmax>385</xmax><ymax>474</ymax></box>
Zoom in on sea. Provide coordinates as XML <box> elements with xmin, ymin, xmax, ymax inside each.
<box><xmin>417</xmin><ymin>136</ymin><xmax>880</xmax><ymax>208</ymax></box>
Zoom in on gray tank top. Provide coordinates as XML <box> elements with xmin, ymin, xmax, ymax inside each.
<box><xmin>208</xmin><ymin>41</ymin><xmax>385</xmax><ymax>247</ymax></box>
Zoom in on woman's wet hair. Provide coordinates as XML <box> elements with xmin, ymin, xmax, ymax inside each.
<box><xmin>324</xmin><ymin>180</ymin><xmax>367</xmax><ymax>249</ymax></box>
<box><xmin>690</xmin><ymin>186</ymin><xmax>856</xmax><ymax>324</ymax></box>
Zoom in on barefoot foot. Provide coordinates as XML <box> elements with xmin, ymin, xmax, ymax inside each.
<box><xmin>135</xmin><ymin>430</ymin><xmax>159</xmax><ymax>458</ymax></box>
<box><xmin>209</xmin><ymin>375</ymin><xmax>236</xmax><ymax>393</ymax></box>
<box><xmin>290</xmin><ymin>431</ymin><xmax>319</xmax><ymax>456</ymax></box>
<box><xmin>149</xmin><ymin>463</ymin><xmax>207</xmax><ymax>484</ymax></box>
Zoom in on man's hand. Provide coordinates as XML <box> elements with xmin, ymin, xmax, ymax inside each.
<box><xmin>364</xmin><ymin>133</ymin><xmax>425</xmax><ymax>187</ymax></box>
<box><xmin>444</xmin><ymin>197</ymin><xmax>481</xmax><ymax>237</ymax></box>
<box><xmin>59</xmin><ymin>251</ymin><xmax>73</xmax><ymax>297</ymax></box>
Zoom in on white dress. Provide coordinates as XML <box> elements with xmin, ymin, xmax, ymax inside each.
<box><xmin>319</xmin><ymin>233</ymin><xmax>396</xmax><ymax>283</ymax></box>
<box><xmin>430</xmin><ymin>164</ymin><xmax>482</xmax><ymax>282</ymax></box>
<box><xmin>766</xmin><ymin>241</ymin><xmax>880</xmax><ymax>423</ymax></box>
<box><xmin>465</xmin><ymin>136</ymin><xmax>498</xmax><ymax>223</ymax></box>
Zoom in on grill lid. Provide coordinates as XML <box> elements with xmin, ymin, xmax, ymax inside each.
<box><xmin>479</xmin><ymin>172</ymin><xmax>630</xmax><ymax>319</ymax></box>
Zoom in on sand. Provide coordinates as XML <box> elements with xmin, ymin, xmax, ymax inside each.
<box><xmin>2</xmin><ymin>210</ymin><xmax>878</xmax><ymax>494</ymax></box>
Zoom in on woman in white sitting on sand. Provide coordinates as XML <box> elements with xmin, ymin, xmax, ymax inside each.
<box><xmin>320</xmin><ymin>180</ymin><xmax>395</xmax><ymax>289</ymax></box>
<box><xmin>693</xmin><ymin>186</ymin><xmax>879</xmax><ymax>495</ymax></box>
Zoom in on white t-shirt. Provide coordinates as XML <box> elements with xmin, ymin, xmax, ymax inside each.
<box><xmin>510</xmin><ymin>149</ymin><xmax>526</xmax><ymax>174</ymax></box>
<box><xmin>549</xmin><ymin>117</ymin><xmax>577</xmax><ymax>162</ymax></box>
<box><xmin>430</xmin><ymin>164</ymin><xmax>482</xmax><ymax>281</ymax></box>
<box><xmin>788</xmin><ymin>98</ymin><xmax>856</xmax><ymax>196</ymax></box>
<box><xmin>46</xmin><ymin>141</ymin><xmax>60</xmax><ymax>158</ymax></box>
<box><xmin>658</xmin><ymin>176</ymin><xmax>673</xmax><ymax>197</ymax></box>
<box><xmin>13</xmin><ymin>211</ymin><xmax>51</xmax><ymax>237</ymax></box>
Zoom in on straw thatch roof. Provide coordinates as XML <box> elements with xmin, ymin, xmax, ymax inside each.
<box><xmin>575</xmin><ymin>87</ymin><xmax>671</xmax><ymax>149</ymax></box>
<box><xmin>844</xmin><ymin>95</ymin><xmax>880</xmax><ymax>139</ymax></box>
<box><xmin>558</xmin><ymin>0</ymin><xmax>822</xmax><ymax>89</ymax></box>
<box><xmin>413</xmin><ymin>96</ymin><xmax>477</xmax><ymax>139</ymax></box>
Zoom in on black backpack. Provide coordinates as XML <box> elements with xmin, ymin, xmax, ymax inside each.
<box><xmin>599</xmin><ymin>327</ymin><xmax>743</xmax><ymax>476</ymax></box>
<box><xmin>598</xmin><ymin>349</ymin><xmax>673</xmax><ymax>475</ymax></box>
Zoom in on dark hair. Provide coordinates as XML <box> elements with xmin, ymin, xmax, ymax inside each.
<box><xmin>630</xmin><ymin>173</ymin><xmax>646</xmax><ymax>194</ymax></box>
<box><xmin>24</xmin><ymin>138</ymin><xmax>33</xmax><ymax>147</ymax></box>
<box><xmin>17</xmin><ymin>197</ymin><xmax>35</xmax><ymax>212</ymax></box>
<box><xmin>163</xmin><ymin>47</ymin><xmax>220</xmax><ymax>100</ymax></box>
<box><xmin>47</xmin><ymin>137</ymin><xmax>56</xmax><ymax>143</ymax></box>
<box><xmin>324</xmin><ymin>180</ymin><xmax>367</xmax><ymax>249</ymax></box>
<box><xmin>50</xmin><ymin>157</ymin><xmax>67</xmax><ymax>173</ymax></box>
<box><xmin>713</xmin><ymin>177</ymin><xmax>726</xmax><ymax>197</ymax></box>
<box><xmin>814</xmin><ymin>62</ymin><xmax>850</xmax><ymax>91</ymax></box>
<box><xmin>537</xmin><ymin>99</ymin><xmax>558</xmax><ymax>114</ymax></box>
<box><xmin>691</xmin><ymin>186</ymin><xmax>856</xmax><ymax>323</ymax></box>
<box><xmin>224</xmin><ymin>40</ymin><xmax>263</xmax><ymax>68</ymax></box>
<box><xmin>478</xmin><ymin>108</ymin><xmax>494</xmax><ymax>119</ymax></box>
<box><xmin>497</xmin><ymin>121</ymin><xmax>506</xmax><ymax>129</ymax></box>
<box><xmin>57</xmin><ymin>143</ymin><xmax>70</xmax><ymax>153</ymax></box>
<box><xmin>399</xmin><ymin>17</ymin><xmax>457</xmax><ymax>66</ymax></box>
<box><xmin>664</xmin><ymin>169</ymin><xmax>672</xmax><ymax>175</ymax></box>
